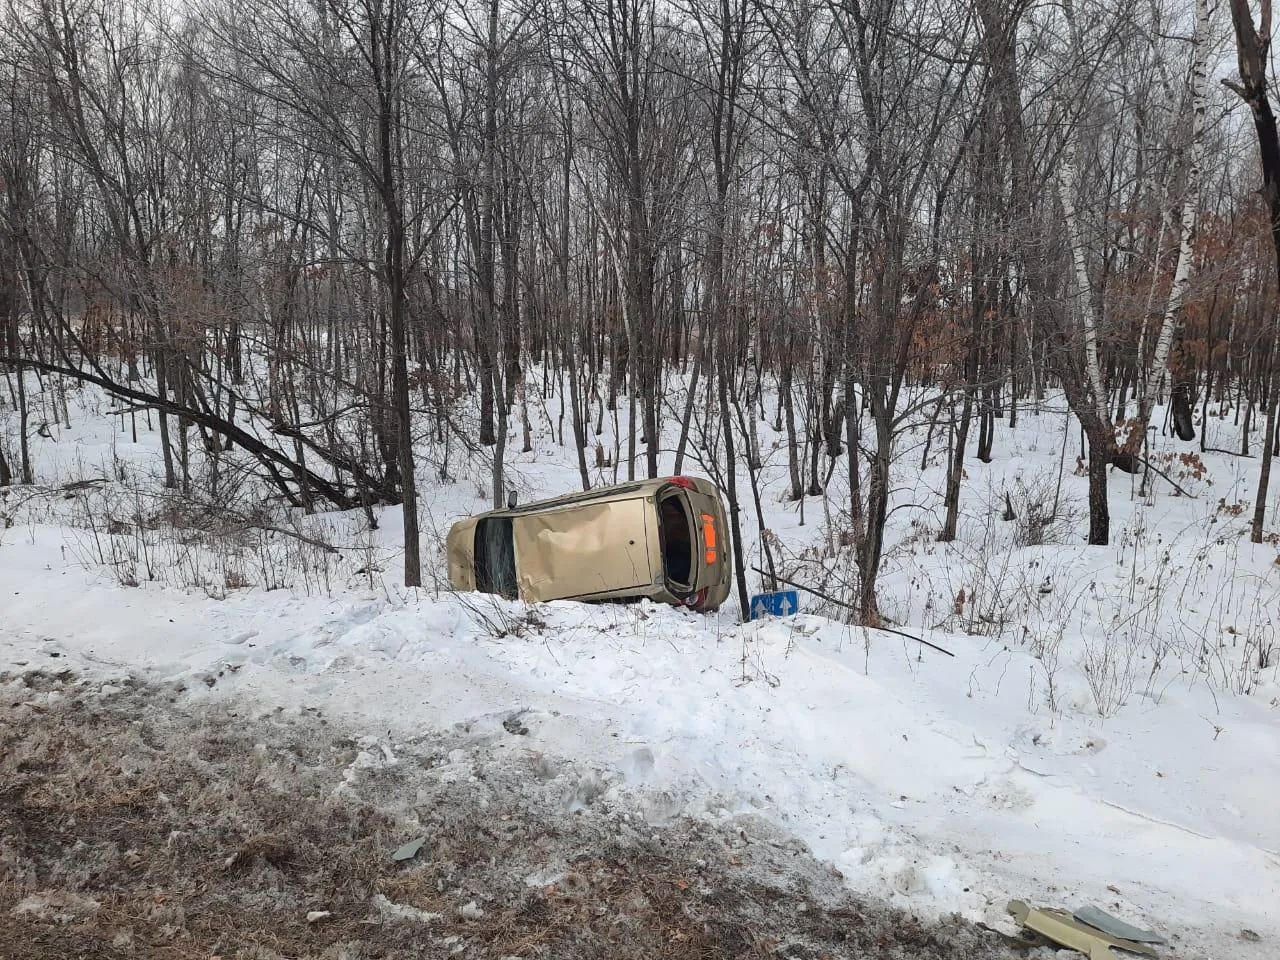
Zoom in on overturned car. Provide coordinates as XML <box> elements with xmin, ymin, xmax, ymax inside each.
<box><xmin>446</xmin><ymin>476</ymin><xmax>731</xmax><ymax>612</ymax></box>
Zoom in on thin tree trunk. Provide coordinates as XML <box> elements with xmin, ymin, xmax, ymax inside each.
<box><xmin>374</xmin><ymin>0</ymin><xmax>420</xmax><ymax>585</ymax></box>
<box><xmin>1059</xmin><ymin>145</ymin><xmax>1110</xmax><ymax>428</ymax></box>
<box><xmin>1132</xmin><ymin>0</ymin><xmax>1213</xmax><ymax>450</ymax></box>
<box><xmin>672</xmin><ymin>346</ymin><xmax>702</xmax><ymax>475</ymax></box>
<box><xmin>783</xmin><ymin>365</ymin><xmax>803</xmax><ymax>500</ymax></box>
<box><xmin>1087</xmin><ymin>427</ymin><xmax>1112</xmax><ymax>545</ymax></box>
<box><xmin>718</xmin><ymin>354</ymin><xmax>750</xmax><ymax>621</ymax></box>
<box><xmin>568</xmin><ymin>337</ymin><xmax>591</xmax><ymax>491</ymax></box>
<box><xmin>1228</xmin><ymin>0</ymin><xmax>1280</xmax><ymax>541</ymax></box>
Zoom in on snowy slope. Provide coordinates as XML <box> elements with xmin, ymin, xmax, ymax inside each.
<box><xmin>2</xmin><ymin>380</ymin><xmax>1279</xmax><ymax>958</ymax></box>
<box><xmin>3</xmin><ymin>550</ymin><xmax>1277</xmax><ymax>957</ymax></box>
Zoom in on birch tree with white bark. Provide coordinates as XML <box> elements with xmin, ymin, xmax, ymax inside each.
<box><xmin>1128</xmin><ymin>0</ymin><xmax>1216</xmax><ymax>451</ymax></box>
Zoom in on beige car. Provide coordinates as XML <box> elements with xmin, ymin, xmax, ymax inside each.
<box><xmin>446</xmin><ymin>476</ymin><xmax>732</xmax><ymax>611</ymax></box>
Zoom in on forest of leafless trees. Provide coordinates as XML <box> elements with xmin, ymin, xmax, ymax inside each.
<box><xmin>3</xmin><ymin>0</ymin><xmax>1280</xmax><ymax>621</ymax></box>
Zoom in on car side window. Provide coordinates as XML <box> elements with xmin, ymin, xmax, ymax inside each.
<box><xmin>475</xmin><ymin>517</ymin><xmax>517</xmax><ymax>599</ymax></box>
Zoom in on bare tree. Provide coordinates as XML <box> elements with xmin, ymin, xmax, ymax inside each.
<box><xmin>1226</xmin><ymin>0</ymin><xmax>1280</xmax><ymax>542</ymax></box>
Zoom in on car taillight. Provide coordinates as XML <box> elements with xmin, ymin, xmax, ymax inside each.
<box><xmin>668</xmin><ymin>476</ymin><xmax>696</xmax><ymax>489</ymax></box>
<box><xmin>685</xmin><ymin>587</ymin><xmax>708</xmax><ymax>608</ymax></box>
<box><xmin>701</xmin><ymin>513</ymin><xmax>717</xmax><ymax>564</ymax></box>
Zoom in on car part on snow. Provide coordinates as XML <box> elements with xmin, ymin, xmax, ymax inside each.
<box><xmin>1007</xmin><ymin>900</ymin><xmax>1160</xmax><ymax>959</ymax></box>
<box><xmin>1073</xmin><ymin>905</ymin><xmax>1166</xmax><ymax>945</ymax></box>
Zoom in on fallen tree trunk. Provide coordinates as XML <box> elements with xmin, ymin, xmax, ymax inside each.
<box><xmin>1</xmin><ymin>355</ymin><xmax>366</xmax><ymax>511</ymax></box>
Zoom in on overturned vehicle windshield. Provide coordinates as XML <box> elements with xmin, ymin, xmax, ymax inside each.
<box><xmin>447</xmin><ymin>477</ymin><xmax>731</xmax><ymax>612</ymax></box>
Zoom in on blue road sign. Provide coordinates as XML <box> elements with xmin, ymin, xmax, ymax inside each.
<box><xmin>750</xmin><ymin>589</ymin><xmax>799</xmax><ymax>620</ymax></box>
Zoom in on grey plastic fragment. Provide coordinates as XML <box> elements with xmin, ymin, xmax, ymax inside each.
<box><xmin>1074</xmin><ymin>905</ymin><xmax>1166</xmax><ymax>945</ymax></box>
<box><xmin>391</xmin><ymin>837</ymin><xmax>426</xmax><ymax>862</ymax></box>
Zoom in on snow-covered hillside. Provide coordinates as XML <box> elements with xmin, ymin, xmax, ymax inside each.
<box><xmin>2</xmin><ymin>379</ymin><xmax>1278</xmax><ymax>959</ymax></box>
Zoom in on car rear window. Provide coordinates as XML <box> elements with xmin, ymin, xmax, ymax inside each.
<box><xmin>475</xmin><ymin>517</ymin><xmax>517</xmax><ymax>599</ymax></box>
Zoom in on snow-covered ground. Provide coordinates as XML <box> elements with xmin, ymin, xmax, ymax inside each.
<box><xmin>2</xmin><ymin>377</ymin><xmax>1278</xmax><ymax>958</ymax></box>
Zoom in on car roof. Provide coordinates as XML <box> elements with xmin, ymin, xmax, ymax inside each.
<box><xmin>455</xmin><ymin>477</ymin><xmax>710</xmax><ymax>525</ymax></box>
<box><xmin>504</xmin><ymin>479</ymin><xmax>652</xmax><ymax>515</ymax></box>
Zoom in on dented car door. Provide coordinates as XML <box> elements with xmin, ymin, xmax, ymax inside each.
<box><xmin>512</xmin><ymin>497</ymin><xmax>653</xmax><ymax>601</ymax></box>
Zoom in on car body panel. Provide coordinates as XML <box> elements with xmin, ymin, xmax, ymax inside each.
<box><xmin>1007</xmin><ymin>901</ymin><xmax>1158</xmax><ymax>960</ymax></box>
<box><xmin>445</xmin><ymin>476</ymin><xmax>732</xmax><ymax>612</ymax></box>
<box><xmin>447</xmin><ymin>516</ymin><xmax>480</xmax><ymax>592</ymax></box>
<box><xmin>679</xmin><ymin>480</ymin><xmax>733</xmax><ymax>610</ymax></box>
<box><xmin>513</xmin><ymin>498</ymin><xmax>653</xmax><ymax>601</ymax></box>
